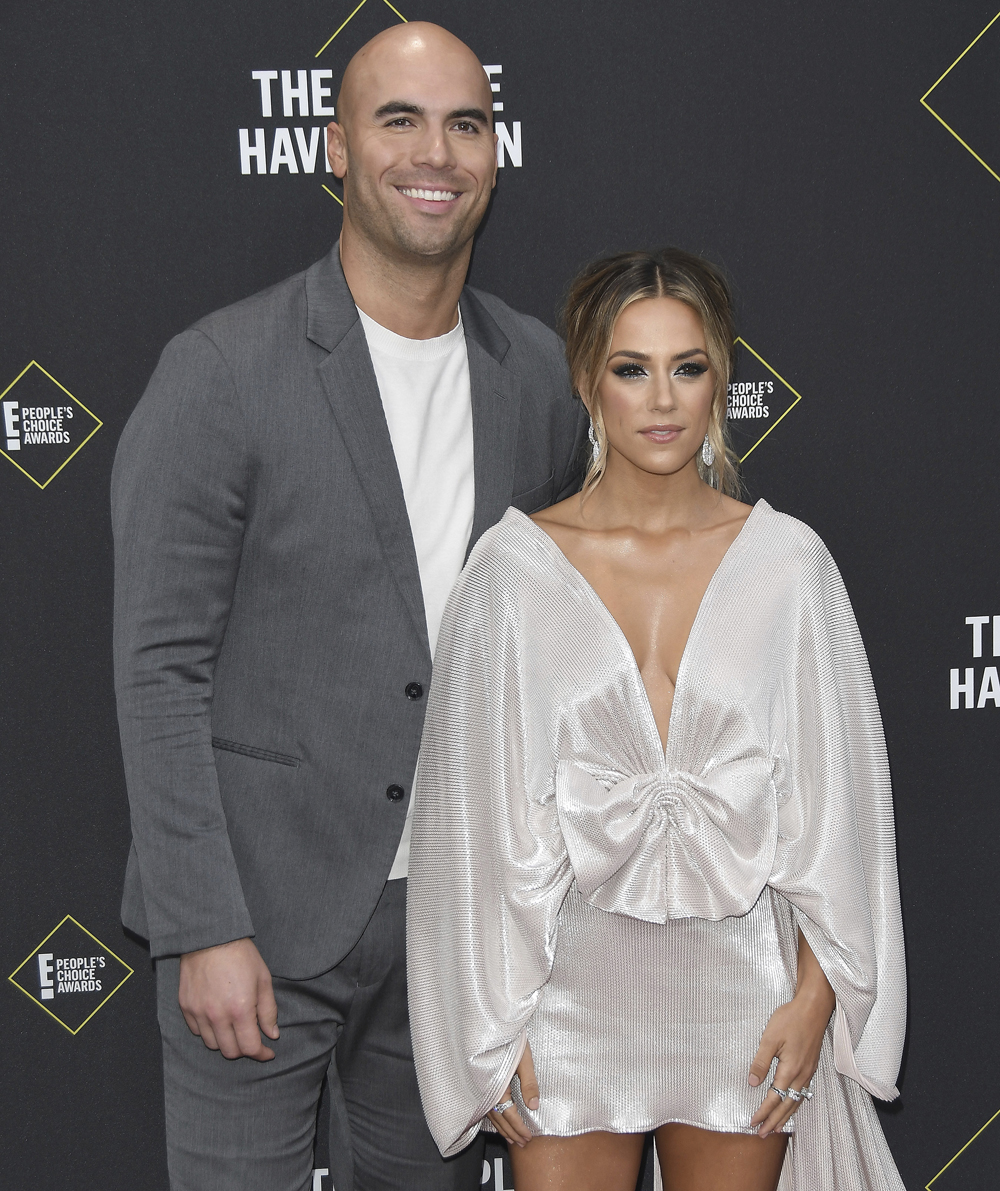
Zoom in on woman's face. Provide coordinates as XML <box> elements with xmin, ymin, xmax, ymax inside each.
<box><xmin>592</xmin><ymin>296</ymin><xmax>715</xmax><ymax>479</ymax></box>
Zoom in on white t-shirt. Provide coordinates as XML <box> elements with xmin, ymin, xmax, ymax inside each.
<box><xmin>357</xmin><ymin>307</ymin><xmax>475</xmax><ymax>880</ymax></box>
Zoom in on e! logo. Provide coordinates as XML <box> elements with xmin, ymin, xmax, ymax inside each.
<box><xmin>3</xmin><ymin>399</ymin><xmax>19</xmax><ymax>451</ymax></box>
<box><xmin>0</xmin><ymin>362</ymin><xmax>101</xmax><ymax>489</ymax></box>
<box><xmin>37</xmin><ymin>953</ymin><xmax>54</xmax><ymax>1000</ymax></box>
<box><xmin>8</xmin><ymin>916</ymin><xmax>132</xmax><ymax>1034</ymax></box>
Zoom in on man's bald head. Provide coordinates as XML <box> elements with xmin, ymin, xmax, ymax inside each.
<box><xmin>336</xmin><ymin>22</ymin><xmax>492</xmax><ymax>127</ymax></box>
<box><xmin>326</xmin><ymin>21</ymin><xmax>498</xmax><ymax>267</ymax></box>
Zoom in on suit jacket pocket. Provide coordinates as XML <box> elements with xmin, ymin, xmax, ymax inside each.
<box><xmin>211</xmin><ymin>736</ymin><xmax>300</xmax><ymax>767</ymax></box>
<box><xmin>510</xmin><ymin>471</ymin><xmax>555</xmax><ymax>515</ymax></box>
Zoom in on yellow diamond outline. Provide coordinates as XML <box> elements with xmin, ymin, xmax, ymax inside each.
<box><xmin>926</xmin><ymin>1106</ymin><xmax>1000</xmax><ymax>1188</ymax></box>
<box><xmin>730</xmin><ymin>338</ymin><xmax>804</xmax><ymax>464</ymax></box>
<box><xmin>920</xmin><ymin>10</ymin><xmax>1000</xmax><ymax>184</ymax></box>
<box><xmin>315</xmin><ymin>0</ymin><xmax>408</xmax><ymax>202</ymax></box>
<box><xmin>8</xmin><ymin>914</ymin><xmax>135</xmax><ymax>1036</ymax></box>
<box><xmin>316</xmin><ymin>0</ymin><xmax>407</xmax><ymax>58</ymax></box>
<box><xmin>0</xmin><ymin>360</ymin><xmax>103</xmax><ymax>490</ymax></box>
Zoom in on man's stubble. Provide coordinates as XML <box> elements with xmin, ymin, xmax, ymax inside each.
<box><xmin>342</xmin><ymin>157</ymin><xmax>487</xmax><ymax>266</ymax></box>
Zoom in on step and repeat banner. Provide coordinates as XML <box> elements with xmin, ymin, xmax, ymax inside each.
<box><xmin>3</xmin><ymin>1</ymin><xmax>999</xmax><ymax>1188</ymax></box>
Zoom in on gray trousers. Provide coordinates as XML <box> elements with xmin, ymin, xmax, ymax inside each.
<box><xmin>156</xmin><ymin>880</ymin><xmax>485</xmax><ymax>1191</ymax></box>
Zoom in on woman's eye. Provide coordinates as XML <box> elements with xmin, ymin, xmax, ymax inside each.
<box><xmin>675</xmin><ymin>362</ymin><xmax>708</xmax><ymax>377</ymax></box>
<box><xmin>612</xmin><ymin>364</ymin><xmax>647</xmax><ymax>379</ymax></box>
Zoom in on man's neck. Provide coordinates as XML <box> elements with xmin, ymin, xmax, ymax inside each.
<box><xmin>339</xmin><ymin>227</ymin><xmax>470</xmax><ymax>340</ymax></box>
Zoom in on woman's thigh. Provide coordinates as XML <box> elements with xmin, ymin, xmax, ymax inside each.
<box><xmin>508</xmin><ymin>1131</ymin><xmax>645</xmax><ymax>1191</ymax></box>
<box><xmin>655</xmin><ymin>1123</ymin><xmax>788</xmax><ymax>1191</ymax></box>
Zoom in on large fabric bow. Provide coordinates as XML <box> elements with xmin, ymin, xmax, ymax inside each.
<box><xmin>555</xmin><ymin>760</ymin><xmax>778</xmax><ymax>923</ymax></box>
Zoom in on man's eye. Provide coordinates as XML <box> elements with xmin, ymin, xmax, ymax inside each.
<box><xmin>453</xmin><ymin>121</ymin><xmax>479</xmax><ymax>133</ymax></box>
<box><xmin>387</xmin><ymin>118</ymin><xmax>413</xmax><ymax>127</ymax></box>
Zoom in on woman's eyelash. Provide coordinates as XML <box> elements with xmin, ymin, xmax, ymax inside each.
<box><xmin>611</xmin><ymin>362</ymin><xmax>708</xmax><ymax>378</ymax></box>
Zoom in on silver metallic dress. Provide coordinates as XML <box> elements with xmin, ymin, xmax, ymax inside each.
<box><xmin>407</xmin><ymin>501</ymin><xmax>906</xmax><ymax>1189</ymax></box>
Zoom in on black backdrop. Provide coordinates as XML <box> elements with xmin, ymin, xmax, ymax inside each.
<box><xmin>3</xmin><ymin>2</ymin><xmax>1000</xmax><ymax>1188</ymax></box>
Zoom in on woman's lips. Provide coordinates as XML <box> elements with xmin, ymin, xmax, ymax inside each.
<box><xmin>639</xmin><ymin>425</ymin><xmax>684</xmax><ymax>443</ymax></box>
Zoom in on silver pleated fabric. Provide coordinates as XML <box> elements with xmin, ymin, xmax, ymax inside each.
<box><xmin>406</xmin><ymin>501</ymin><xmax>906</xmax><ymax>1189</ymax></box>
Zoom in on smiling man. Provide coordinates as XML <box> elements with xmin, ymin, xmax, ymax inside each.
<box><xmin>112</xmin><ymin>21</ymin><xmax>586</xmax><ymax>1191</ymax></box>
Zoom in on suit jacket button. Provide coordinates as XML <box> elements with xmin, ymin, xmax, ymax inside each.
<box><xmin>405</xmin><ymin>682</ymin><xmax>424</xmax><ymax>700</ymax></box>
<box><xmin>386</xmin><ymin>784</ymin><xmax>405</xmax><ymax>802</ymax></box>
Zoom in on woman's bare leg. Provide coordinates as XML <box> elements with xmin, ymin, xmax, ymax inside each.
<box><xmin>508</xmin><ymin>1132</ymin><xmax>645</xmax><ymax>1191</ymax></box>
<box><xmin>655</xmin><ymin>1123</ymin><xmax>788</xmax><ymax>1191</ymax></box>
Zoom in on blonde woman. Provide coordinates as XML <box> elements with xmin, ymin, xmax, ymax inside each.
<box><xmin>407</xmin><ymin>249</ymin><xmax>906</xmax><ymax>1190</ymax></box>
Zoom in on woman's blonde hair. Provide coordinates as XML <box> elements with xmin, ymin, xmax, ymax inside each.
<box><xmin>561</xmin><ymin>247</ymin><xmax>739</xmax><ymax>498</ymax></box>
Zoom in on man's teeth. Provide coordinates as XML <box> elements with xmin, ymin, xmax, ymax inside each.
<box><xmin>399</xmin><ymin>187</ymin><xmax>459</xmax><ymax>202</ymax></box>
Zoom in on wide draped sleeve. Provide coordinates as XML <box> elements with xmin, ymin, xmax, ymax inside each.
<box><xmin>769</xmin><ymin>531</ymin><xmax>905</xmax><ymax>1101</ymax></box>
<box><xmin>406</xmin><ymin>539</ymin><xmax>574</xmax><ymax>1157</ymax></box>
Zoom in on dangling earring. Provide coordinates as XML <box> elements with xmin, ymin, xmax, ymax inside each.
<box><xmin>701</xmin><ymin>434</ymin><xmax>715</xmax><ymax>467</ymax></box>
<box><xmin>588</xmin><ymin>422</ymin><xmax>601</xmax><ymax>465</ymax></box>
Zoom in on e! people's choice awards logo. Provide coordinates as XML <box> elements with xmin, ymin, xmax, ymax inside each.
<box><xmin>0</xmin><ymin>361</ymin><xmax>102</xmax><ymax>489</ymax></box>
<box><xmin>8</xmin><ymin>916</ymin><xmax>133</xmax><ymax>1034</ymax></box>
<box><xmin>237</xmin><ymin>0</ymin><xmax>523</xmax><ymax>204</ymax></box>
<box><xmin>726</xmin><ymin>339</ymin><xmax>804</xmax><ymax>463</ymax></box>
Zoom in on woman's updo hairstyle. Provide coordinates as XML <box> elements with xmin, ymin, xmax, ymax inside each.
<box><xmin>561</xmin><ymin>247</ymin><xmax>739</xmax><ymax>498</ymax></box>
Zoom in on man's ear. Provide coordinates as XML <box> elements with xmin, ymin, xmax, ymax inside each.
<box><xmin>326</xmin><ymin>122</ymin><xmax>348</xmax><ymax>179</ymax></box>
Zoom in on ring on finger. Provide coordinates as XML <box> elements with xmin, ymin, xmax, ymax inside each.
<box><xmin>493</xmin><ymin>1100</ymin><xmax>515</xmax><ymax>1114</ymax></box>
<box><xmin>770</xmin><ymin>1086</ymin><xmax>788</xmax><ymax>1101</ymax></box>
<box><xmin>786</xmin><ymin>1088</ymin><xmax>804</xmax><ymax>1102</ymax></box>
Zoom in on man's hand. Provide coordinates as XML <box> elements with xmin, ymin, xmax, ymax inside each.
<box><xmin>178</xmin><ymin>937</ymin><xmax>279</xmax><ymax>1061</ymax></box>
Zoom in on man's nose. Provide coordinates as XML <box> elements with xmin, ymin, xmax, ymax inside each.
<box><xmin>411</xmin><ymin>127</ymin><xmax>456</xmax><ymax>171</ymax></box>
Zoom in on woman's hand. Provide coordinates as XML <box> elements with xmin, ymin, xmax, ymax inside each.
<box><xmin>487</xmin><ymin>1041</ymin><xmax>539</xmax><ymax>1148</ymax></box>
<box><xmin>749</xmin><ymin>930</ymin><xmax>835</xmax><ymax>1138</ymax></box>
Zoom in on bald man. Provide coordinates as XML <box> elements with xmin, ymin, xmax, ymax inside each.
<box><xmin>112</xmin><ymin>21</ymin><xmax>586</xmax><ymax>1191</ymax></box>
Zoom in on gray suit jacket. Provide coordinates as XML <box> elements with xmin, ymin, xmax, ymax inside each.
<box><xmin>112</xmin><ymin>247</ymin><xmax>587</xmax><ymax>979</ymax></box>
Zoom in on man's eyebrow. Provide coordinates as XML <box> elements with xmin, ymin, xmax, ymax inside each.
<box><xmin>370</xmin><ymin>103</ymin><xmax>490</xmax><ymax>125</ymax></box>
<box><xmin>373</xmin><ymin>101</ymin><xmax>423</xmax><ymax>120</ymax></box>
<box><xmin>448</xmin><ymin>107</ymin><xmax>490</xmax><ymax>124</ymax></box>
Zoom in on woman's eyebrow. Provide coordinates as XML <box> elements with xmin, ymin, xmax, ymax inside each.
<box><xmin>607</xmin><ymin>347</ymin><xmax>708</xmax><ymax>362</ymax></box>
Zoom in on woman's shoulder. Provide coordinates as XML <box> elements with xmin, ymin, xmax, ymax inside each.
<box><xmin>457</xmin><ymin>507</ymin><xmax>565</xmax><ymax>603</ymax></box>
<box><xmin>748</xmin><ymin>502</ymin><xmax>849</xmax><ymax>606</ymax></box>
<box><xmin>752</xmin><ymin>501</ymin><xmax>837</xmax><ymax>565</ymax></box>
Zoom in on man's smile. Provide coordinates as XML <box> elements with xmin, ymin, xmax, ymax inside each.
<box><xmin>396</xmin><ymin>186</ymin><xmax>461</xmax><ymax>202</ymax></box>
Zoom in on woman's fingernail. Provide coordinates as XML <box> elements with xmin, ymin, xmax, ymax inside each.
<box><xmin>748</xmin><ymin>1075</ymin><xmax>760</xmax><ymax>1086</ymax></box>
<box><xmin>529</xmin><ymin>1097</ymin><xmax>539</xmax><ymax>1109</ymax></box>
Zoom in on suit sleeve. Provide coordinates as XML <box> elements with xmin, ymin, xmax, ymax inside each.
<box><xmin>554</xmin><ymin>398</ymin><xmax>588</xmax><ymax>503</ymax></box>
<box><xmin>769</xmin><ymin>540</ymin><xmax>906</xmax><ymax>1100</ymax></box>
<box><xmin>547</xmin><ymin>336</ymin><xmax>588</xmax><ymax>502</ymax></box>
<box><xmin>406</xmin><ymin>547</ymin><xmax>573</xmax><ymax>1156</ymax></box>
<box><xmin>112</xmin><ymin>328</ymin><xmax>255</xmax><ymax>958</ymax></box>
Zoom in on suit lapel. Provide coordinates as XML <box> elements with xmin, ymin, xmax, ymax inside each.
<box><xmin>307</xmin><ymin>250</ymin><xmax>428</xmax><ymax>650</ymax></box>
<box><xmin>305</xmin><ymin>254</ymin><xmax>523</xmax><ymax>640</ymax></box>
<box><xmin>461</xmin><ymin>289</ymin><xmax>523</xmax><ymax>556</ymax></box>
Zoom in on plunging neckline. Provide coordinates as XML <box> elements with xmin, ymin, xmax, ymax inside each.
<box><xmin>512</xmin><ymin>500</ymin><xmax>766</xmax><ymax>763</ymax></box>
